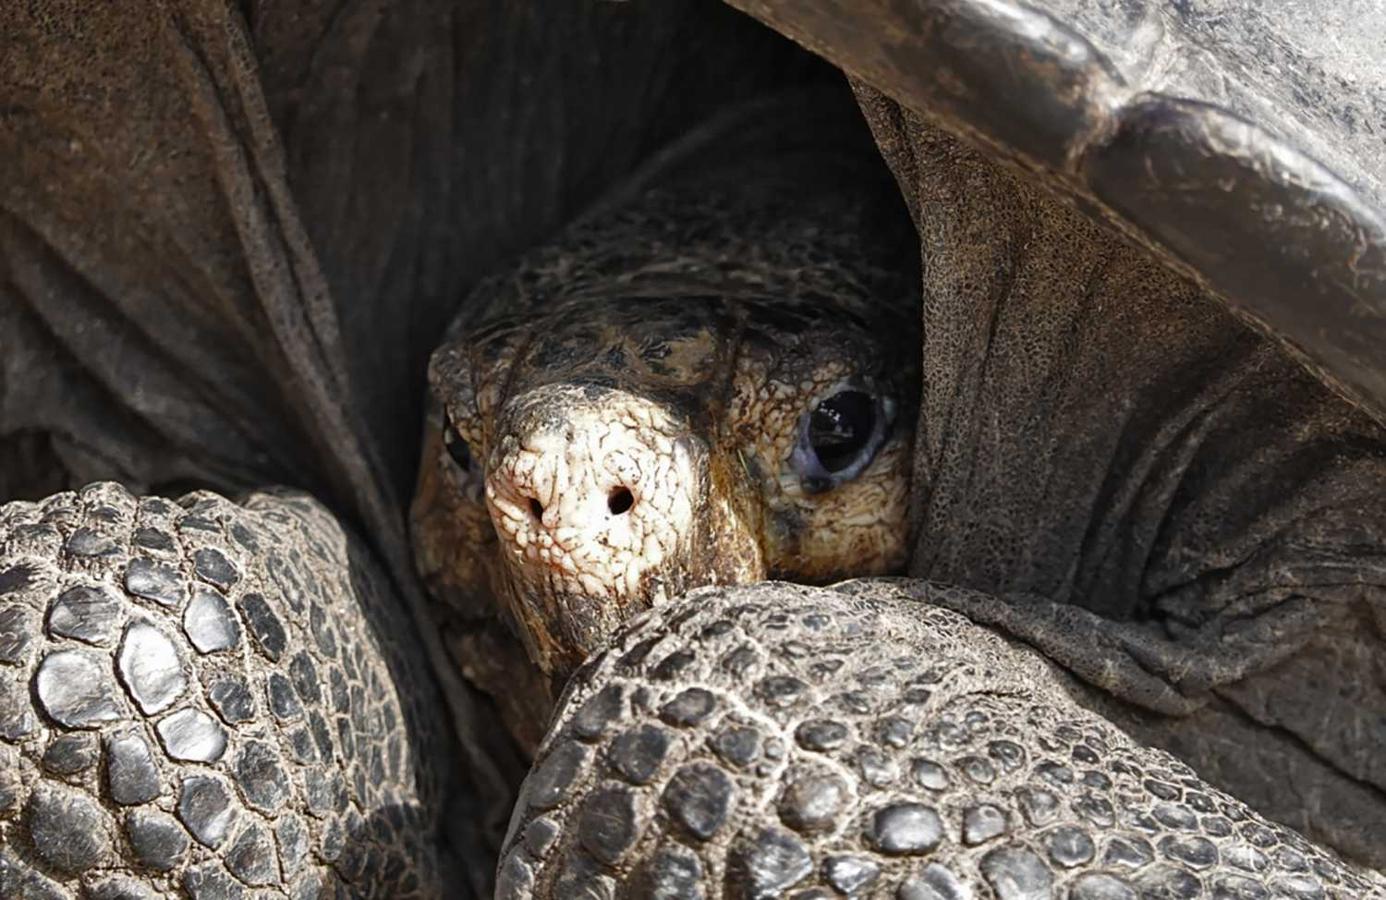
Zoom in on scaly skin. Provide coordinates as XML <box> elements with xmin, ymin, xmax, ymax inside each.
<box><xmin>0</xmin><ymin>483</ymin><xmax>460</xmax><ymax>899</ymax></box>
<box><xmin>498</xmin><ymin>582</ymin><xmax>1386</xmax><ymax>898</ymax></box>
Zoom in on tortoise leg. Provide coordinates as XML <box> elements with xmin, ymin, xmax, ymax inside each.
<box><xmin>0</xmin><ymin>482</ymin><xmax>474</xmax><ymax>898</ymax></box>
<box><xmin>499</xmin><ymin>581</ymin><xmax>1386</xmax><ymax>898</ymax></box>
<box><xmin>892</xmin><ymin>578</ymin><xmax>1386</xmax><ymax>871</ymax></box>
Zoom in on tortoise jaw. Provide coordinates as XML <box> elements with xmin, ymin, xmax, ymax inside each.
<box><xmin>504</xmin><ymin>578</ymin><xmax>639</xmax><ymax>680</ymax></box>
<box><xmin>499</xmin><ymin>544</ymin><xmax>749</xmax><ymax>681</ymax></box>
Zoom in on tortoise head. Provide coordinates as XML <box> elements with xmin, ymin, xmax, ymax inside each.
<box><xmin>411</xmin><ymin>160</ymin><xmax>919</xmax><ymax>698</ymax></box>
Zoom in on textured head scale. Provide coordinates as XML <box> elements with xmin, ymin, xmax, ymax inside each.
<box><xmin>411</xmin><ymin>142</ymin><xmax>920</xmax><ymax>736</ymax></box>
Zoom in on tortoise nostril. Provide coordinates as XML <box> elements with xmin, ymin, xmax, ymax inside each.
<box><xmin>607</xmin><ymin>486</ymin><xmax>634</xmax><ymax>516</ymax></box>
<box><xmin>528</xmin><ymin>498</ymin><xmax>544</xmax><ymax>520</ymax></box>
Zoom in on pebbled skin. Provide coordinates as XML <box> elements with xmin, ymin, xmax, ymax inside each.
<box><xmin>0</xmin><ymin>482</ymin><xmax>457</xmax><ymax>899</ymax></box>
<box><xmin>499</xmin><ymin>581</ymin><xmax>1386</xmax><ymax>899</ymax></box>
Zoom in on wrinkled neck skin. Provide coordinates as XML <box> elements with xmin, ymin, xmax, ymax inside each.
<box><xmin>411</xmin><ymin>131</ymin><xmax>920</xmax><ymax>751</ymax></box>
<box><xmin>854</xmin><ymin>89</ymin><xmax>1386</xmax><ymax>867</ymax></box>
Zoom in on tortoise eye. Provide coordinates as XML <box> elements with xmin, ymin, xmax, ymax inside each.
<box><xmin>443</xmin><ymin>414</ymin><xmax>473</xmax><ymax>474</ymax></box>
<box><xmin>808</xmin><ymin>390</ymin><xmax>876</xmax><ymax>472</ymax></box>
<box><xmin>789</xmin><ymin>384</ymin><xmax>893</xmax><ymax>494</ymax></box>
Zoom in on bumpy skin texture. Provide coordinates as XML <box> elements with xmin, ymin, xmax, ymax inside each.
<box><xmin>499</xmin><ymin>582</ymin><xmax>1386</xmax><ymax>899</ymax></box>
<box><xmin>0</xmin><ymin>482</ymin><xmax>455</xmax><ymax>898</ymax></box>
<box><xmin>412</xmin><ymin>108</ymin><xmax>921</xmax><ymax>748</ymax></box>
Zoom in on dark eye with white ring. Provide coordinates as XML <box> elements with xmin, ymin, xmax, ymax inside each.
<box><xmin>789</xmin><ymin>384</ymin><xmax>895</xmax><ymax>494</ymax></box>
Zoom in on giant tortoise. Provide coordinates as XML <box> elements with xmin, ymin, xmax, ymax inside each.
<box><xmin>1</xmin><ymin>1</ymin><xmax>1385</xmax><ymax>898</ymax></box>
